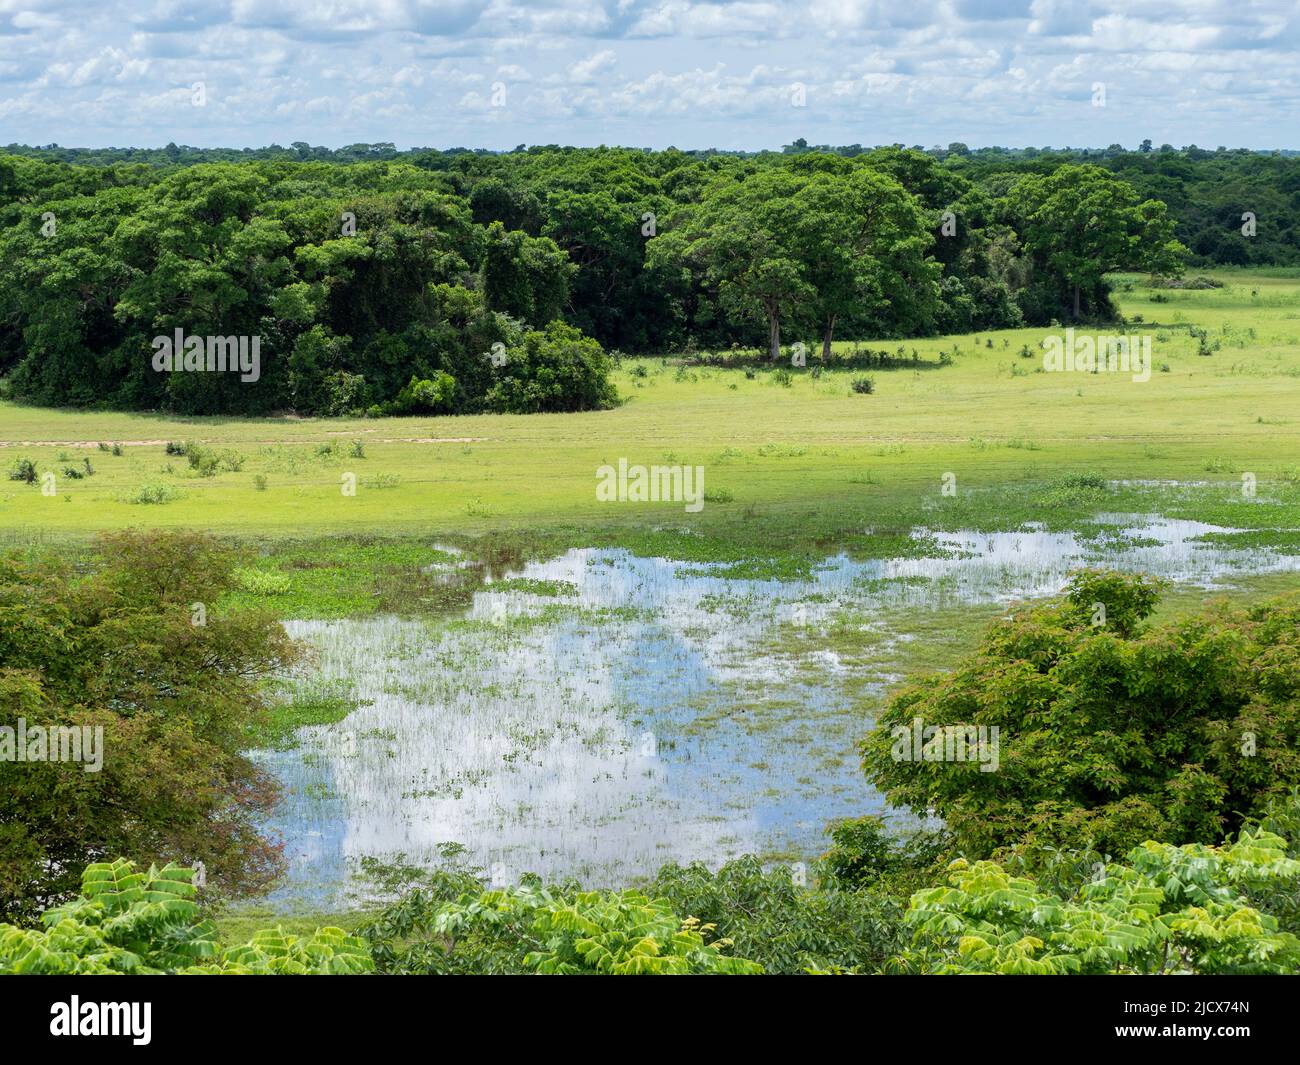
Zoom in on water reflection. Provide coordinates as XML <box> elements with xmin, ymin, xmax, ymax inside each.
<box><xmin>252</xmin><ymin>514</ymin><xmax>1299</xmax><ymax>908</ymax></box>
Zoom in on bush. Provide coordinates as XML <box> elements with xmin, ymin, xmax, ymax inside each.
<box><xmin>0</xmin><ymin>858</ymin><xmax>371</xmax><ymax>974</ymax></box>
<box><xmin>850</xmin><ymin>376</ymin><xmax>875</xmax><ymax>394</ymax></box>
<box><xmin>386</xmin><ymin>372</ymin><xmax>457</xmax><ymax>415</ymax></box>
<box><xmin>861</xmin><ymin>571</ymin><xmax>1300</xmax><ymax>860</ymax></box>
<box><xmin>482</xmin><ymin>321</ymin><xmax>619</xmax><ymax>414</ymax></box>
<box><xmin>900</xmin><ymin>824</ymin><xmax>1300</xmax><ymax>974</ymax></box>
<box><xmin>122</xmin><ymin>482</ymin><xmax>183</xmax><ymax>505</ymax></box>
<box><xmin>820</xmin><ymin>816</ymin><xmax>950</xmax><ymax>895</ymax></box>
<box><xmin>648</xmin><ymin>856</ymin><xmax>904</xmax><ymax>974</ymax></box>
<box><xmin>362</xmin><ymin>877</ymin><xmax>762</xmax><ymax>974</ymax></box>
<box><xmin>7</xmin><ymin>458</ymin><xmax>36</xmax><ymax>484</ymax></box>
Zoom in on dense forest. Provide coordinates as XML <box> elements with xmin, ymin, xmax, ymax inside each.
<box><xmin>4</xmin><ymin>140</ymin><xmax>1293</xmax><ymax>415</ymax></box>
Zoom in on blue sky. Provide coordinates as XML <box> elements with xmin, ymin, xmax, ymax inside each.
<box><xmin>1</xmin><ymin>0</ymin><xmax>1297</xmax><ymax>150</ymax></box>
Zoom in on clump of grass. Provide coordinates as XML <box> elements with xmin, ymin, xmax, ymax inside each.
<box><xmin>122</xmin><ymin>482</ymin><xmax>183</xmax><ymax>505</ymax></box>
<box><xmin>704</xmin><ymin>488</ymin><xmax>734</xmax><ymax>504</ymax></box>
<box><xmin>233</xmin><ymin>567</ymin><xmax>292</xmax><ymax>595</ymax></box>
<box><xmin>1054</xmin><ymin>473</ymin><xmax>1107</xmax><ymax>491</ymax></box>
<box><xmin>850</xmin><ymin>376</ymin><xmax>875</xmax><ymax>395</ymax></box>
<box><xmin>349</xmin><ymin>439</ymin><xmax>366</xmax><ymax>459</ymax></box>
<box><xmin>7</xmin><ymin>458</ymin><xmax>37</xmax><ymax>484</ymax></box>
<box><xmin>168</xmin><ymin>440</ymin><xmax>244</xmax><ymax>476</ymax></box>
<box><xmin>248</xmin><ymin>682</ymin><xmax>360</xmax><ymax>751</ymax></box>
<box><xmin>489</xmin><ymin>577</ymin><xmax>578</xmax><ymax>597</ymax></box>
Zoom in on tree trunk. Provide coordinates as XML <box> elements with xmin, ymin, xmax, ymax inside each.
<box><xmin>768</xmin><ymin>311</ymin><xmax>781</xmax><ymax>362</ymax></box>
<box><xmin>1073</xmin><ymin>285</ymin><xmax>1081</xmax><ymax>319</ymax></box>
<box><xmin>822</xmin><ymin>316</ymin><xmax>836</xmax><ymax>361</ymax></box>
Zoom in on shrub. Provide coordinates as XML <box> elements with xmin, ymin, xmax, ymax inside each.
<box><xmin>850</xmin><ymin>376</ymin><xmax>875</xmax><ymax>394</ymax></box>
<box><xmin>900</xmin><ymin>825</ymin><xmax>1300</xmax><ymax>974</ymax></box>
<box><xmin>7</xmin><ymin>458</ymin><xmax>37</xmax><ymax>484</ymax></box>
<box><xmin>820</xmin><ymin>816</ymin><xmax>949</xmax><ymax>895</ymax></box>
<box><xmin>482</xmin><ymin>321</ymin><xmax>619</xmax><ymax>414</ymax></box>
<box><xmin>648</xmin><ymin>856</ymin><xmax>904</xmax><ymax>974</ymax></box>
<box><xmin>387</xmin><ymin>372</ymin><xmax>457</xmax><ymax>415</ymax></box>
<box><xmin>0</xmin><ymin>531</ymin><xmax>302</xmax><ymax>920</ymax></box>
<box><xmin>0</xmin><ymin>858</ymin><xmax>371</xmax><ymax>974</ymax></box>
<box><xmin>362</xmin><ymin>878</ymin><xmax>762</xmax><ymax>975</ymax></box>
<box><xmin>122</xmin><ymin>482</ymin><xmax>183</xmax><ymax>505</ymax></box>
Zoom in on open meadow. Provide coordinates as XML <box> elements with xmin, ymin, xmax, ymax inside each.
<box><xmin>3</xmin><ymin>270</ymin><xmax>1298</xmax><ymax>546</ymax></box>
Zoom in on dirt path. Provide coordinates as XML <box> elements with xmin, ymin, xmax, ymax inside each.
<box><xmin>0</xmin><ymin>437</ymin><xmax>488</xmax><ymax>448</ymax></box>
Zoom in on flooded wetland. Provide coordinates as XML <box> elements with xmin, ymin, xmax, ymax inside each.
<box><xmin>255</xmin><ymin>512</ymin><xmax>1300</xmax><ymax>908</ymax></box>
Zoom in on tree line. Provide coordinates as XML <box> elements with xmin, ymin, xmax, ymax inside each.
<box><xmin>0</xmin><ymin>145</ymin><xmax>1198</xmax><ymax>415</ymax></box>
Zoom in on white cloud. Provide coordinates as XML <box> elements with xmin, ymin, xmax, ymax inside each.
<box><xmin>0</xmin><ymin>0</ymin><xmax>1296</xmax><ymax>149</ymax></box>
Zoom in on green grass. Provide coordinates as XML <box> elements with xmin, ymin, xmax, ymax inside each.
<box><xmin>210</xmin><ymin>907</ymin><xmax>373</xmax><ymax>944</ymax></box>
<box><xmin>247</xmin><ymin>682</ymin><xmax>363</xmax><ymax>750</ymax></box>
<box><xmin>2</xmin><ymin>270</ymin><xmax>1297</xmax><ymax>556</ymax></box>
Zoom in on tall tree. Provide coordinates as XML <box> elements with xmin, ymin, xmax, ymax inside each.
<box><xmin>1014</xmin><ymin>164</ymin><xmax>1186</xmax><ymax>319</ymax></box>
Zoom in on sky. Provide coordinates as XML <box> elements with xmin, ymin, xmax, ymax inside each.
<box><xmin>1</xmin><ymin>0</ymin><xmax>1297</xmax><ymax>151</ymax></box>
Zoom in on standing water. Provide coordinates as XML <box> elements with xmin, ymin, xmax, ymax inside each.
<box><xmin>251</xmin><ymin>515</ymin><xmax>1300</xmax><ymax>908</ymax></box>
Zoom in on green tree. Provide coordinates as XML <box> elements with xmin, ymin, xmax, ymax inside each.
<box><xmin>479</xmin><ymin>221</ymin><xmax>574</xmax><ymax>325</ymax></box>
<box><xmin>860</xmin><ymin>572</ymin><xmax>1300</xmax><ymax>860</ymax></box>
<box><xmin>1014</xmin><ymin>164</ymin><xmax>1186</xmax><ymax>318</ymax></box>
<box><xmin>0</xmin><ymin>531</ymin><xmax>302</xmax><ymax>921</ymax></box>
<box><xmin>792</xmin><ymin>166</ymin><xmax>940</xmax><ymax>356</ymax></box>
<box><xmin>652</xmin><ymin>169</ymin><xmax>813</xmax><ymax>360</ymax></box>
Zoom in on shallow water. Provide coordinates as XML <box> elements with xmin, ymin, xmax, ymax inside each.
<box><xmin>252</xmin><ymin>514</ymin><xmax>1300</xmax><ymax>909</ymax></box>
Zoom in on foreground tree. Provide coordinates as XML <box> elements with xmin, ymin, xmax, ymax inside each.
<box><xmin>861</xmin><ymin>571</ymin><xmax>1300</xmax><ymax>860</ymax></box>
<box><xmin>0</xmin><ymin>531</ymin><xmax>301</xmax><ymax>921</ymax></box>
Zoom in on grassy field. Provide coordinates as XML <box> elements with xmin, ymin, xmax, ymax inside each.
<box><xmin>3</xmin><ymin>270</ymin><xmax>1298</xmax><ymax>553</ymax></box>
